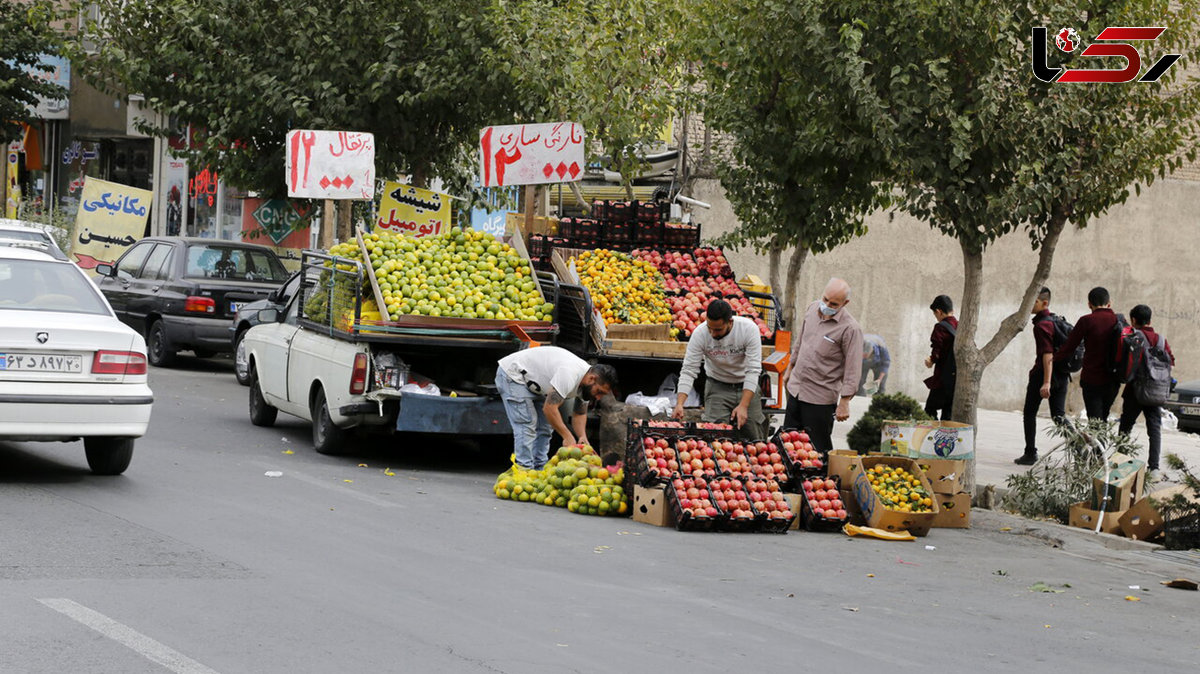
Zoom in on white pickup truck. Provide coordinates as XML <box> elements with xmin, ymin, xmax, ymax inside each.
<box><xmin>242</xmin><ymin>251</ymin><xmax>558</xmax><ymax>453</ymax></box>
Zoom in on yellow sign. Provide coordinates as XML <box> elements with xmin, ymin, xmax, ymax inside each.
<box><xmin>71</xmin><ymin>177</ymin><xmax>153</xmax><ymax>273</ymax></box>
<box><xmin>5</xmin><ymin>143</ymin><xmax>19</xmax><ymax>218</ymax></box>
<box><xmin>375</xmin><ymin>182</ymin><xmax>450</xmax><ymax>238</ymax></box>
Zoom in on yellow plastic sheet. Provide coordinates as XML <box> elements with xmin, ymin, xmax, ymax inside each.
<box><xmin>842</xmin><ymin>524</ymin><xmax>917</xmax><ymax>541</ymax></box>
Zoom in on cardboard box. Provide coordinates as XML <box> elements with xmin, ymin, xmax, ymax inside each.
<box><xmin>932</xmin><ymin>492</ymin><xmax>972</xmax><ymax>528</ymax></box>
<box><xmin>1119</xmin><ymin>486</ymin><xmax>1198</xmax><ymax>541</ymax></box>
<box><xmin>852</xmin><ymin>456</ymin><xmax>940</xmax><ymax>537</ymax></box>
<box><xmin>1069</xmin><ymin>500</ymin><xmax>1125</xmax><ymax>535</ymax></box>
<box><xmin>633</xmin><ymin>485</ymin><xmax>672</xmax><ymax>527</ymax></box>
<box><xmin>839</xmin><ymin>489</ymin><xmax>866</xmax><ymax>526</ymax></box>
<box><xmin>880</xmin><ymin>420</ymin><xmax>975</xmax><ymax>459</ymax></box>
<box><xmin>1091</xmin><ymin>453</ymin><xmax>1146</xmax><ymax>511</ymax></box>
<box><xmin>784</xmin><ymin>493</ymin><xmax>802</xmax><ymax>530</ymax></box>
<box><xmin>828</xmin><ymin>450</ymin><xmax>864</xmax><ymax>487</ymax></box>
<box><xmin>916</xmin><ymin>458</ymin><xmax>966</xmax><ymax>495</ymax></box>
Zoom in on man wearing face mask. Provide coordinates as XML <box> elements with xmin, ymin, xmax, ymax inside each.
<box><xmin>780</xmin><ymin>278</ymin><xmax>863</xmax><ymax>456</ymax></box>
<box><xmin>672</xmin><ymin>297</ymin><xmax>765</xmax><ymax>440</ymax></box>
<box><xmin>496</xmin><ymin>346</ymin><xmax>618</xmax><ymax>469</ymax></box>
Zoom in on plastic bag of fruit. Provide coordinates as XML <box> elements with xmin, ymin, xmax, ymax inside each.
<box><xmin>567</xmin><ymin>482</ymin><xmax>629</xmax><ymax>516</ymax></box>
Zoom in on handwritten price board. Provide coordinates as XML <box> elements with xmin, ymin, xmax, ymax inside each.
<box><xmin>285</xmin><ymin>130</ymin><xmax>376</xmax><ymax>200</ymax></box>
<box><xmin>376</xmin><ymin>182</ymin><xmax>451</xmax><ymax>238</ymax></box>
<box><xmin>478</xmin><ymin>122</ymin><xmax>585</xmax><ymax>188</ymax></box>
<box><xmin>71</xmin><ymin>177</ymin><xmax>153</xmax><ymax>273</ymax></box>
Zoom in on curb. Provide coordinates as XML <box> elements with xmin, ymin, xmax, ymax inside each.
<box><xmin>967</xmin><ymin>504</ymin><xmax>1163</xmax><ymax>553</ymax></box>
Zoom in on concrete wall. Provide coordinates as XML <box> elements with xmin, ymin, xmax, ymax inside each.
<box><xmin>693</xmin><ymin>177</ymin><xmax>1200</xmax><ymax>411</ymax></box>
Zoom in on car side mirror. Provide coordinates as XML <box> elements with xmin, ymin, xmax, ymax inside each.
<box><xmin>95</xmin><ymin>262</ymin><xmax>115</xmax><ymax>277</ymax></box>
<box><xmin>257</xmin><ymin>308</ymin><xmax>279</xmax><ymax>323</ymax></box>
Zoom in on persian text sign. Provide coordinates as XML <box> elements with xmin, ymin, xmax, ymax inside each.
<box><xmin>376</xmin><ymin>183</ymin><xmax>451</xmax><ymax>238</ymax></box>
<box><xmin>72</xmin><ymin>178</ymin><xmax>152</xmax><ymax>272</ymax></box>
<box><xmin>478</xmin><ymin>122</ymin><xmax>585</xmax><ymax>188</ymax></box>
<box><xmin>285</xmin><ymin>130</ymin><xmax>375</xmax><ymax>199</ymax></box>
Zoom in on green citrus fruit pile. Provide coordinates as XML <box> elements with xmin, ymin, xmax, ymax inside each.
<box><xmin>328</xmin><ymin>229</ymin><xmax>551</xmax><ymax>321</ymax></box>
<box><xmin>493</xmin><ymin>445</ymin><xmax>628</xmax><ymax>516</ymax></box>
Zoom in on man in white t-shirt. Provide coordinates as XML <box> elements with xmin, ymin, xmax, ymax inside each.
<box><xmin>496</xmin><ymin>346</ymin><xmax>618</xmax><ymax>469</ymax></box>
<box><xmin>671</xmin><ymin>298</ymin><xmax>765</xmax><ymax>440</ymax></box>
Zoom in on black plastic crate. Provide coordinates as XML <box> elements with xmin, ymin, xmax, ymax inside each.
<box><xmin>710</xmin><ymin>476</ymin><xmax>762</xmax><ymax>532</ymax></box>
<box><xmin>664</xmin><ymin>223</ymin><xmax>701</xmax><ymax>248</ymax></box>
<box><xmin>799</xmin><ymin>475</ymin><xmax>849</xmax><ymax>532</ymax></box>
<box><xmin>634</xmin><ymin>220</ymin><xmax>664</xmax><ymax>245</ymax></box>
<box><xmin>608</xmin><ymin>201</ymin><xmax>633</xmax><ymax>224</ymax></box>
<box><xmin>664</xmin><ymin>476</ymin><xmax>727</xmax><ymax>532</ymax></box>
<box><xmin>591</xmin><ymin>200</ymin><xmax>610</xmax><ymax>221</ymax></box>
<box><xmin>772</xmin><ymin>427</ymin><xmax>825</xmax><ymax>483</ymax></box>
<box><xmin>634</xmin><ymin>200</ymin><xmax>660</xmax><ymax>221</ymax></box>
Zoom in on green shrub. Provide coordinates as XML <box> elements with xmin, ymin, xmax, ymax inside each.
<box><xmin>845</xmin><ymin>392</ymin><xmax>930</xmax><ymax>454</ymax></box>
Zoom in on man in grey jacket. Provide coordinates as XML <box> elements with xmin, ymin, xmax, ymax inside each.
<box><xmin>671</xmin><ymin>298</ymin><xmax>765</xmax><ymax>440</ymax></box>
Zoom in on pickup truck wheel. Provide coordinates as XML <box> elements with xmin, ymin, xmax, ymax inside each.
<box><xmin>311</xmin><ymin>388</ymin><xmax>346</xmax><ymax>455</ymax></box>
<box><xmin>249</xmin><ymin>371</ymin><xmax>278</xmax><ymax>426</ymax></box>
<box><xmin>84</xmin><ymin>437</ymin><xmax>134</xmax><ymax>475</ymax></box>
<box><xmin>146</xmin><ymin>320</ymin><xmax>176</xmax><ymax>367</ymax></box>
<box><xmin>233</xmin><ymin>329</ymin><xmax>251</xmax><ymax>386</ymax></box>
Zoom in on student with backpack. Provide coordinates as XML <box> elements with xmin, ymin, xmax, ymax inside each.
<box><xmin>922</xmin><ymin>295</ymin><xmax>958</xmax><ymax>420</ymax></box>
<box><xmin>1016</xmin><ymin>287</ymin><xmax>1075</xmax><ymax>465</ymax></box>
<box><xmin>1117</xmin><ymin>304</ymin><xmax>1175</xmax><ymax>476</ymax></box>
<box><xmin>1054</xmin><ymin>286</ymin><xmax>1123</xmax><ymax>421</ymax></box>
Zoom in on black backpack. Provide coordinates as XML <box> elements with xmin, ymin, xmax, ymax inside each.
<box><xmin>1134</xmin><ymin>335</ymin><xmax>1172</xmax><ymax>406</ymax></box>
<box><xmin>1038</xmin><ymin>314</ymin><xmax>1083</xmax><ymax>373</ymax></box>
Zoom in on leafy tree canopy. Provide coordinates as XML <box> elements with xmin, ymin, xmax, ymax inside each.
<box><xmin>0</xmin><ymin>0</ymin><xmax>67</xmax><ymax>144</ymax></box>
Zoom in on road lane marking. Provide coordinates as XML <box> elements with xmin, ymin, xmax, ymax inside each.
<box><xmin>37</xmin><ymin>598</ymin><xmax>221</xmax><ymax>674</ymax></box>
<box><xmin>251</xmin><ymin>461</ymin><xmax>402</xmax><ymax>508</ymax></box>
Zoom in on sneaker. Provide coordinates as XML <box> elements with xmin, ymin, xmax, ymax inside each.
<box><xmin>1148</xmin><ymin>469</ymin><xmax>1164</xmax><ymax>482</ymax></box>
<box><xmin>1014</xmin><ymin>453</ymin><xmax>1038</xmax><ymax>466</ymax></box>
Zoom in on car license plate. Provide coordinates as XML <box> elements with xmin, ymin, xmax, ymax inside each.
<box><xmin>1175</xmin><ymin>403</ymin><xmax>1200</xmax><ymax>418</ymax></box>
<box><xmin>0</xmin><ymin>352</ymin><xmax>83</xmax><ymax>373</ymax></box>
<box><xmin>230</xmin><ymin>301</ymin><xmax>242</xmax><ymax>313</ymax></box>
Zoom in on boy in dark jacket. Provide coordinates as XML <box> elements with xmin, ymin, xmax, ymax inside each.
<box><xmin>1054</xmin><ymin>286</ymin><xmax>1121</xmax><ymax>420</ymax></box>
<box><xmin>1117</xmin><ymin>304</ymin><xmax>1175</xmax><ymax>476</ymax></box>
<box><xmin>923</xmin><ymin>295</ymin><xmax>957</xmax><ymax>421</ymax></box>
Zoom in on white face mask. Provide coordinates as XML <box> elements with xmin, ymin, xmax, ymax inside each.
<box><xmin>819</xmin><ymin>301</ymin><xmax>839</xmax><ymax>317</ymax></box>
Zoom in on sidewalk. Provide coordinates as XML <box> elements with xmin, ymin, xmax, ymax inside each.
<box><xmin>830</xmin><ymin>396</ymin><xmax>1200</xmax><ymax>494</ymax></box>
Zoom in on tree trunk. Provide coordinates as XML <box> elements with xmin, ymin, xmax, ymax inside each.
<box><xmin>781</xmin><ymin>246</ymin><xmax>807</xmax><ymax>328</ymax></box>
<box><xmin>767</xmin><ymin>247</ymin><xmax>782</xmax><ymax>295</ymax></box>
<box><xmin>336</xmin><ymin>200</ymin><xmax>353</xmax><ymax>242</ymax></box>
<box><xmin>951</xmin><ymin>213</ymin><xmax>1070</xmax><ymax>494</ymax></box>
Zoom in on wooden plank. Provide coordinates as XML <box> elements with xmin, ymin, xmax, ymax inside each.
<box><xmin>606</xmin><ymin>323</ymin><xmax>672</xmax><ymax>341</ymax></box>
<box><xmin>356</xmin><ymin>228</ymin><xmax>388</xmax><ymax>317</ymax></box>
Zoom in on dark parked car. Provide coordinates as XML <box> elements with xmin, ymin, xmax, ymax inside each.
<box><xmin>1166</xmin><ymin>380</ymin><xmax>1200</xmax><ymax>434</ymax></box>
<box><xmin>95</xmin><ymin>237</ymin><xmax>290</xmax><ymax>366</ymax></box>
<box><xmin>230</xmin><ymin>270</ymin><xmax>301</xmax><ymax>385</ymax></box>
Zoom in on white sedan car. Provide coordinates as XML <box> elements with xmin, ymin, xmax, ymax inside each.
<box><xmin>0</xmin><ymin>247</ymin><xmax>153</xmax><ymax>474</ymax></box>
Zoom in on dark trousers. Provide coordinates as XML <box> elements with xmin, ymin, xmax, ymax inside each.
<box><xmin>924</xmin><ymin>386</ymin><xmax>955</xmax><ymax>421</ymax></box>
<box><xmin>858</xmin><ymin>366</ymin><xmax>887</xmax><ymax>396</ymax></box>
<box><xmin>1081</xmin><ymin>381</ymin><xmax>1120</xmax><ymax>421</ymax></box>
<box><xmin>1022</xmin><ymin>369</ymin><xmax>1068</xmax><ymax>455</ymax></box>
<box><xmin>1119</xmin><ymin>396</ymin><xmax>1163</xmax><ymax>470</ymax></box>
<box><xmin>783</xmin><ymin>393</ymin><xmax>836</xmax><ymax>456</ymax></box>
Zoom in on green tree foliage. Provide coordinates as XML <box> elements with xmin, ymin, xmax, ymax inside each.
<box><xmin>66</xmin><ymin>0</ymin><xmax>518</xmax><ymax>195</ymax></box>
<box><xmin>687</xmin><ymin>1</ymin><xmax>1200</xmax><ymax>424</ymax></box>
<box><xmin>686</xmin><ymin>2</ymin><xmax>892</xmax><ymax>323</ymax></box>
<box><xmin>0</xmin><ymin>0</ymin><xmax>67</xmax><ymax>143</ymax></box>
<box><xmin>846</xmin><ymin>392</ymin><xmax>930</xmax><ymax>455</ymax></box>
<box><xmin>833</xmin><ymin>0</ymin><xmax>1200</xmax><ymax>425</ymax></box>
<box><xmin>484</xmin><ymin>0</ymin><xmax>685</xmax><ymax>195</ymax></box>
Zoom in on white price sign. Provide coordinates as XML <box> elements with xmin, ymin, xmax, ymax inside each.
<box><xmin>285</xmin><ymin>129</ymin><xmax>376</xmax><ymax>200</ymax></box>
<box><xmin>478</xmin><ymin>122</ymin><xmax>585</xmax><ymax>188</ymax></box>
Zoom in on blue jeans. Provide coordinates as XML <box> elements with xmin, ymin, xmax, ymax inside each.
<box><xmin>495</xmin><ymin>366</ymin><xmax>552</xmax><ymax>469</ymax></box>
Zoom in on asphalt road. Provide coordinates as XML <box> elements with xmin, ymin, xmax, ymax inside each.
<box><xmin>2</xmin><ymin>357</ymin><xmax>1198</xmax><ymax>673</ymax></box>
